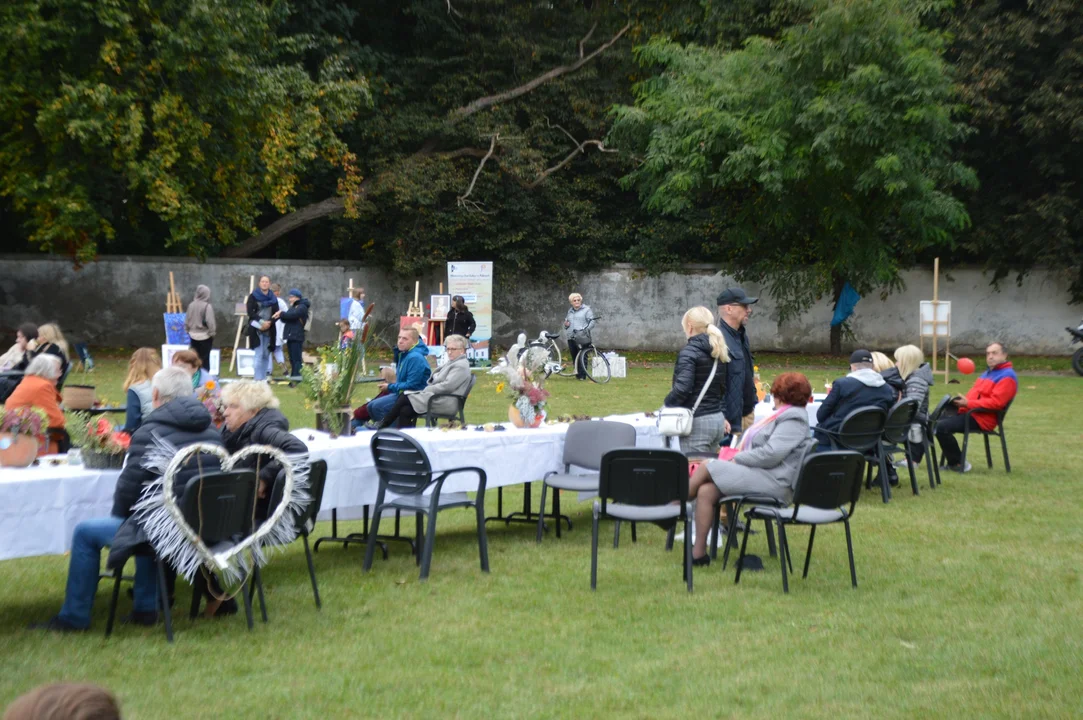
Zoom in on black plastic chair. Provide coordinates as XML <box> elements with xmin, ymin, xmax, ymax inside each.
<box><xmin>591</xmin><ymin>448</ymin><xmax>693</xmax><ymax>592</ymax></box>
<box><xmin>878</xmin><ymin>398</ymin><xmax>921</xmax><ymax>500</ymax></box>
<box><xmin>423</xmin><ymin>373</ymin><xmax>477</xmax><ymax>427</ymax></box>
<box><xmin>736</xmin><ymin>451</ymin><xmax>865</xmax><ymax>593</ymax></box>
<box><xmin>816</xmin><ymin>407</ymin><xmax>888</xmax><ymax>502</ymax></box>
<box><xmin>363</xmin><ymin>430</ymin><xmax>488</xmax><ymax>580</ymax></box>
<box><xmin>105</xmin><ymin>470</ymin><xmax>260</xmax><ymax>642</ymax></box>
<box><xmin>923</xmin><ymin>395</ymin><xmax>954</xmax><ymax>487</ymax></box>
<box><xmin>267</xmin><ymin>460</ymin><xmax>328</xmax><ymax>609</ymax></box>
<box><xmin>961</xmin><ymin>398</ymin><xmax>1014</xmax><ymax>473</ymax></box>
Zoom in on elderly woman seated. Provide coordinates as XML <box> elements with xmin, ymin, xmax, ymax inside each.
<box><xmin>377</xmin><ymin>334</ymin><xmax>472</xmax><ymax>428</ymax></box>
<box><xmin>5</xmin><ymin>354</ymin><xmax>67</xmax><ymax>456</ymax></box>
<box><xmin>686</xmin><ymin>372</ymin><xmax>815</xmax><ymax>566</ymax></box>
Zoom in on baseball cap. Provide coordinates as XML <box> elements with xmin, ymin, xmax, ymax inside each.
<box><xmin>288</xmin><ymin>288</ymin><xmax>302</xmax><ymax>298</ymax></box>
<box><xmin>849</xmin><ymin>349</ymin><xmax>873</xmax><ymax>364</ymax></box>
<box><xmin>716</xmin><ymin>287</ymin><xmax>759</xmax><ymax>306</ymax></box>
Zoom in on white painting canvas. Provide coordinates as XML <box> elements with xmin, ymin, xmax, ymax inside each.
<box><xmin>919</xmin><ymin>301</ymin><xmax>951</xmax><ymax>337</ymax></box>
<box><xmin>161</xmin><ymin>344</ymin><xmax>189</xmax><ymax>369</ymax></box>
<box><xmin>235</xmin><ymin>349</ymin><xmax>256</xmax><ymax>377</ymax></box>
<box><xmin>209</xmin><ymin>349</ymin><xmax>221</xmax><ymax>377</ymax></box>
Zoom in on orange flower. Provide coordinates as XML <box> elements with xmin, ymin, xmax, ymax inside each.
<box><xmin>205</xmin><ymin>380</ymin><xmax>217</xmax><ymax>390</ymax></box>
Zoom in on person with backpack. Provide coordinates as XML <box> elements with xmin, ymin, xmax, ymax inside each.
<box><xmin>185</xmin><ymin>285</ymin><xmax>216</xmax><ymax>372</ymax></box>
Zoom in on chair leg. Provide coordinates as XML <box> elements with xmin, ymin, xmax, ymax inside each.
<box><xmin>590</xmin><ymin>507</ymin><xmax>600</xmax><ymax>590</ymax></box>
<box><xmin>878</xmin><ymin>447</ymin><xmax>892</xmax><ymax>504</ymax></box>
<box><xmin>419</xmin><ymin>510</ymin><xmax>439</xmax><ymax>581</ymax></box>
<box><xmin>722</xmin><ymin>503</ymin><xmax>741</xmax><ymax>571</ymax></box>
<box><xmin>924</xmin><ymin>436</ymin><xmax>936</xmax><ymax>490</ymax></box>
<box><xmin>189</xmin><ymin>572</ymin><xmax>205</xmax><ymax>620</ymax></box>
<box><xmin>535</xmin><ymin>482</ymin><xmax>549</xmax><ymax>543</ymax></box>
<box><xmin>362</xmin><ymin>508</ymin><xmax>384</xmax><ymax>571</ymax></box>
<box><xmin>475</xmin><ymin>500</ymin><xmax>490</xmax><ymax>573</ymax></box>
<box><xmin>782</xmin><ymin>527</ymin><xmax>793</xmax><ymax>575</ymax></box>
<box><xmin>961</xmin><ymin>426</ymin><xmax>970</xmax><ymax>469</ymax></box>
<box><xmin>105</xmin><ymin>567</ymin><xmax>123</xmax><ymax>638</ymax></box>
<box><xmin>802</xmin><ymin>526</ymin><xmax>816</xmax><ymax>579</ymax></box>
<box><xmin>906</xmin><ymin>450</ymin><xmax>919</xmax><ymax>496</ymax></box>
<box><xmin>930</xmin><ymin>435</ymin><xmax>942</xmax><ymax>486</ymax></box>
<box><xmin>157</xmin><ymin>560</ymin><xmax>173</xmax><ymax>643</ymax></box>
<box><xmin>777</xmin><ymin>522</ymin><xmax>790</xmax><ymax>594</ymax></box>
<box><xmin>665</xmin><ymin>525</ymin><xmax>675</xmax><ymax>551</ymax></box>
<box><xmin>630</xmin><ymin>522</ymin><xmax>637</xmax><ymax>544</ymax></box>
<box><xmin>241</xmin><ymin>574</ymin><xmax>254</xmax><ymax>631</ymax></box>
<box><xmin>415</xmin><ymin>513</ymin><xmax>423</xmax><ymax>566</ymax></box>
<box><xmin>709</xmin><ymin>503</ymin><xmax>721</xmax><ymax>560</ymax></box>
<box><xmin>844</xmin><ymin>519</ymin><xmax>858</xmax><ymax>588</ymax></box>
<box><xmin>734</xmin><ymin>519</ymin><xmax>753</xmax><ymax>585</ymax></box>
<box><xmin>1000</xmin><ymin>427</ymin><xmax>1010</xmax><ymax>473</ymax></box>
<box><xmin>765</xmin><ymin>519</ymin><xmax>777</xmax><ymax>558</ymax></box>
<box><xmin>302</xmin><ymin>534</ymin><xmax>321</xmax><ymax>609</ymax></box>
<box><xmin>554</xmin><ymin>489</ymin><xmax>562</xmax><ymax>538</ymax></box>
<box><xmin>612</xmin><ymin>520</ymin><xmax>621</xmax><ymax>549</ymax></box>
<box><xmin>685</xmin><ymin>518</ymin><xmax>693</xmax><ymax>593</ymax></box>
<box><xmin>252</xmin><ymin>559</ymin><xmax>268</xmax><ymax>623</ymax></box>
<box><xmin>984</xmin><ymin>434</ymin><xmax>993</xmax><ymax>468</ymax></box>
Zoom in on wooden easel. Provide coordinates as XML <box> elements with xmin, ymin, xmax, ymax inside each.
<box><xmin>428</xmin><ymin>282</ymin><xmax>446</xmax><ymax>347</ymax></box>
<box><xmin>919</xmin><ymin>258</ymin><xmax>952</xmax><ymax>383</ymax></box>
<box><xmin>166</xmin><ymin>272</ymin><xmax>183</xmax><ymax>313</ymax></box>
<box><xmin>229</xmin><ymin>275</ymin><xmax>255</xmax><ymax>373</ymax></box>
<box><xmin>406</xmin><ymin>280</ymin><xmax>424</xmax><ymax>317</ymax></box>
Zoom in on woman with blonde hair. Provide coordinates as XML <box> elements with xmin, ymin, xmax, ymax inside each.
<box><xmin>21</xmin><ymin>322</ymin><xmax>70</xmax><ymax>382</ymax></box>
<box><xmin>121</xmin><ymin>348</ymin><xmax>161</xmax><ymax>433</ymax></box>
<box><xmin>663</xmin><ymin>306</ymin><xmax>731</xmax><ymax>452</ymax></box>
<box><xmin>872</xmin><ymin>350</ymin><xmax>904</xmax><ymax>399</ymax></box>
<box><xmin>894</xmin><ymin>344</ymin><xmax>934</xmax><ymax>463</ymax></box>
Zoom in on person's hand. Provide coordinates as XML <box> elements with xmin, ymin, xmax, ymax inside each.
<box><xmin>260</xmin><ymin>321</ymin><xmax>271</xmax><ymax>331</ymax></box>
<box><xmin>954</xmin><ymin>395</ymin><xmax>968</xmax><ymax>408</ymax></box>
<box><xmin>563</xmin><ymin>320</ymin><xmax>570</xmax><ymax>328</ymax></box>
<box><xmin>724</xmin><ymin>419</ymin><xmax>731</xmax><ymax>434</ymax></box>
<box><xmin>258</xmin><ymin>480</ymin><xmax>268</xmax><ymax>499</ymax></box>
<box><xmin>272</xmin><ymin>311</ymin><xmax>281</xmax><ymax>319</ymax></box>
<box><xmin>377</xmin><ymin>382</ymin><xmax>389</xmax><ymax>392</ymax></box>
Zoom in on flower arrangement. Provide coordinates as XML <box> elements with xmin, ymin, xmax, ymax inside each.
<box><xmin>492</xmin><ymin>344</ymin><xmax>551</xmax><ymax>427</ymax></box>
<box><xmin>0</xmin><ymin>406</ymin><xmax>48</xmax><ymax>437</ymax></box>
<box><xmin>196</xmin><ymin>379</ymin><xmax>224</xmax><ymax>427</ymax></box>
<box><xmin>68</xmin><ymin>414</ymin><xmax>131</xmax><ymax>455</ymax></box>
<box><xmin>300</xmin><ymin>306</ymin><xmax>378</xmax><ymax>436</ymax></box>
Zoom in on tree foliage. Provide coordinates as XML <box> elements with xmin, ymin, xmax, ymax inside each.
<box><xmin>610</xmin><ymin>0</ymin><xmax>977</xmax><ymax>327</ymax></box>
<box><xmin>0</xmin><ymin>0</ymin><xmax>369</xmax><ymax>261</ymax></box>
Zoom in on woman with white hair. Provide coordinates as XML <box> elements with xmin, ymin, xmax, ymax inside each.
<box><xmin>563</xmin><ymin>292</ymin><xmax>596</xmax><ymax>380</ymax></box>
<box><xmin>5</xmin><ymin>354</ymin><xmax>66</xmax><ymax>456</ymax></box>
<box><xmin>663</xmin><ymin>307</ymin><xmax>731</xmax><ymax>453</ymax></box>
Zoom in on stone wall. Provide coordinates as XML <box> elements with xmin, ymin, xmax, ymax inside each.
<box><xmin>0</xmin><ymin>254</ymin><xmax>1077</xmax><ymax>355</ymax></box>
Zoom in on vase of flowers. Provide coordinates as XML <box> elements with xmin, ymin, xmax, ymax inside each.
<box><xmin>493</xmin><ymin>344</ymin><xmax>550</xmax><ymax>429</ymax></box>
<box><xmin>196</xmin><ymin>379</ymin><xmax>225</xmax><ymax>428</ymax></box>
<box><xmin>68</xmin><ymin>414</ymin><xmax>130</xmax><ymax>469</ymax></box>
<box><xmin>0</xmin><ymin>407</ymin><xmax>47</xmax><ymax>467</ymax></box>
<box><xmin>300</xmin><ymin>306</ymin><xmax>377</xmax><ymax>438</ymax></box>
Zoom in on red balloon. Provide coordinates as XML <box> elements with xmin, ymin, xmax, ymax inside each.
<box><xmin>957</xmin><ymin>357</ymin><xmax>975</xmax><ymax>375</ymax></box>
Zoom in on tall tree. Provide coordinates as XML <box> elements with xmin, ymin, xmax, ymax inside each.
<box><xmin>610</xmin><ymin>0</ymin><xmax>976</xmax><ymax>351</ymax></box>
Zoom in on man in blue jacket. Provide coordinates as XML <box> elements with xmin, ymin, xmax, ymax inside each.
<box><xmin>355</xmin><ymin>326</ymin><xmax>431</xmax><ymax>428</ymax></box>
<box><xmin>814</xmin><ymin>349</ymin><xmax>896</xmax><ymax>450</ymax></box>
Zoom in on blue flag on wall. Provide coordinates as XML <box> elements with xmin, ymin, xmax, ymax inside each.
<box><xmin>830</xmin><ymin>283</ymin><xmax>861</xmax><ymax>327</ymax></box>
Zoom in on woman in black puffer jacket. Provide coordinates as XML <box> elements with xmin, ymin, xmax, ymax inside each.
<box><xmin>663</xmin><ymin>306</ymin><xmax>730</xmax><ymax>453</ymax></box>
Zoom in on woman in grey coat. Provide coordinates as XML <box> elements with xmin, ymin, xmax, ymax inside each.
<box><xmin>686</xmin><ymin>372</ymin><xmax>815</xmax><ymax>565</ymax></box>
<box><xmin>378</xmin><ymin>334</ymin><xmax>473</xmax><ymax>428</ymax></box>
<box><xmin>894</xmin><ymin>344</ymin><xmax>934</xmax><ymax>463</ymax></box>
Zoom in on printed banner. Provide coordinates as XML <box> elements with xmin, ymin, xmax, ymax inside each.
<box><xmin>447</xmin><ymin>261</ymin><xmax>493</xmax><ymax>360</ymax></box>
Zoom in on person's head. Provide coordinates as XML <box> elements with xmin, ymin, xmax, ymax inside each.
<box><xmin>16</xmin><ymin>323</ymin><xmax>39</xmax><ymax>351</ymax></box>
<box><xmin>37</xmin><ymin>323</ymin><xmax>68</xmax><ymax>359</ymax></box>
<box><xmin>452</xmin><ymin>295</ymin><xmax>466</xmax><ymax>311</ymax></box>
<box><xmin>680</xmin><ymin>306</ymin><xmax>731</xmax><ymax>362</ymax></box>
<box><xmin>444</xmin><ymin>334</ymin><xmax>468</xmax><ymax>360</ymax></box>
<box><xmin>870</xmin><ymin>352</ymin><xmax>895</xmax><ymax>373</ymax></box>
<box><xmin>171</xmin><ymin>349</ymin><xmax>202</xmax><ymax>376</ymax></box>
<box><xmin>123</xmin><ymin>347</ymin><xmax>162</xmax><ymax>391</ymax></box>
<box><xmin>151</xmin><ymin>367</ymin><xmax>194</xmax><ymax>408</ymax></box>
<box><xmin>849</xmin><ymin>349</ymin><xmax>874</xmax><ymax>372</ymax></box>
<box><xmin>1</xmin><ymin>682</ymin><xmax>120</xmax><ymax>720</ymax></box>
<box><xmin>337</xmin><ymin>319</ymin><xmax>351</xmax><ymax>334</ymax></box>
<box><xmin>288</xmin><ymin>288</ymin><xmax>302</xmax><ymax>305</ymax></box>
<box><xmin>221</xmin><ymin>380</ymin><xmax>279</xmax><ymax>431</ymax></box>
<box><xmin>350</xmin><ymin>287</ymin><xmax>365</xmax><ymax>300</ymax></box>
<box><xmin>258</xmin><ymin>275</ymin><xmax>271</xmax><ymax>292</ymax></box>
<box><xmin>25</xmin><ymin>353</ymin><xmax>62</xmax><ymax>382</ymax></box>
<box><xmin>568</xmin><ymin>293</ymin><xmax>583</xmax><ymax>309</ymax></box>
<box><xmin>194</xmin><ymin>284</ymin><xmax>211</xmax><ymax>302</ymax></box>
<box><xmin>397</xmin><ymin>326</ymin><xmax>419</xmax><ymax>352</ymax></box>
<box><xmin>894</xmin><ymin>344</ymin><xmax>924</xmax><ymax>380</ymax></box>
<box><xmin>270</xmin><ymin>283</ymin><xmax>282</xmax><ymax>295</ymax></box>
<box><xmin>771</xmin><ymin>372</ymin><xmax>813</xmax><ymax>408</ymax></box>
<box><xmin>716</xmin><ymin>287</ymin><xmax>758</xmax><ymax>331</ymax></box>
<box><xmin>986</xmin><ymin>341</ymin><xmax>1008</xmax><ymax>368</ymax></box>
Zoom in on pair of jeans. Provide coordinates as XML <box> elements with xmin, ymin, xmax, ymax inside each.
<box><xmin>287</xmin><ymin>340</ymin><xmax>304</xmax><ymax>379</ymax></box>
<box><xmin>57</xmin><ymin>516</ymin><xmax>158</xmax><ymax>629</ymax></box>
<box><xmin>366</xmin><ymin>393</ymin><xmax>399</xmax><ymax>423</ymax></box>
<box><xmin>935</xmin><ymin>412</ymin><xmax>982</xmax><ymax>467</ymax></box>
<box><xmin>378</xmin><ymin>393</ymin><xmax>421</xmax><ymax>429</ymax></box>
<box><xmin>253</xmin><ymin>333</ymin><xmax>272</xmax><ymax>380</ymax></box>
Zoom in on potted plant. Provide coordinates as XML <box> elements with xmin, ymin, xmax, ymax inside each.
<box><xmin>68</xmin><ymin>414</ymin><xmax>130</xmax><ymax>469</ymax></box>
<box><xmin>493</xmin><ymin>345</ymin><xmax>551</xmax><ymax>428</ymax></box>
<box><xmin>299</xmin><ymin>305</ymin><xmax>377</xmax><ymax>438</ymax></box>
<box><xmin>0</xmin><ymin>407</ymin><xmax>47</xmax><ymax>467</ymax></box>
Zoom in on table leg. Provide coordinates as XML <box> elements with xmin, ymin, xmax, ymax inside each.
<box><xmin>484</xmin><ymin>482</ymin><xmax>572</xmax><ymax>529</ymax></box>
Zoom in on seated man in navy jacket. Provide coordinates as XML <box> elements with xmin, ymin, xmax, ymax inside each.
<box><xmin>814</xmin><ymin>349</ymin><xmax>896</xmax><ymax>451</ymax></box>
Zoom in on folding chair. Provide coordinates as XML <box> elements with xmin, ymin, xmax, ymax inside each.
<box><xmin>267</xmin><ymin>460</ymin><xmax>328</xmax><ymax>609</ymax></box>
<box><xmin>423</xmin><ymin>374</ymin><xmax>477</xmax><ymax>427</ymax></box>
<box><xmin>961</xmin><ymin>398</ymin><xmax>1014</xmax><ymax>473</ymax></box>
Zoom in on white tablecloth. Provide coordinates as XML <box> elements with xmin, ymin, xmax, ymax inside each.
<box><xmin>0</xmin><ymin>463</ymin><xmax>121</xmax><ymax>561</ymax></box>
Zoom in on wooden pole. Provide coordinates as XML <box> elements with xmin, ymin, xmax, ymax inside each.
<box><xmin>229</xmin><ymin>275</ymin><xmax>255</xmax><ymax>373</ymax></box>
<box><xmin>931</xmin><ymin>258</ymin><xmax>939</xmax><ymax>375</ymax></box>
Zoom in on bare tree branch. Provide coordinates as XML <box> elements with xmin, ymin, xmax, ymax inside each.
<box><xmin>446</xmin><ymin>0</ymin><xmax>464</xmax><ymax>18</ymax></box>
<box><xmin>545</xmin><ymin>116</ymin><xmax>584</xmax><ymax>148</ymax></box>
<box><xmin>448</xmin><ymin>22</ymin><xmax>631</xmax><ymax>124</ymax></box>
<box><xmin>457</xmin><ymin>135</ymin><xmax>499</xmax><ymax>212</ymax></box>
<box><xmin>527</xmin><ymin>139</ymin><xmax>615</xmax><ymax>189</ymax></box>
<box><xmin>579</xmin><ymin>22</ymin><xmax>597</xmax><ymax>59</ymax></box>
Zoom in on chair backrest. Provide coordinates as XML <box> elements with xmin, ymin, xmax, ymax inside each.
<box><xmin>998</xmin><ymin>397</ymin><xmax>1014</xmax><ymax>421</ymax></box>
<box><xmin>462</xmin><ymin>373</ymin><xmax>477</xmax><ymax>399</ymax></box>
<box><xmin>882</xmin><ymin>398</ymin><xmax>920</xmax><ymax>443</ymax></box>
<box><xmin>370</xmin><ymin>429</ymin><xmax>433</xmax><ymax>496</ymax></box>
<box><xmin>792</xmin><ymin>451</ymin><xmax>865</xmax><ymax>514</ymax></box>
<box><xmin>269</xmin><ymin>459</ymin><xmax>328</xmax><ymax>535</ymax></box>
<box><xmin>56</xmin><ymin>364</ymin><xmax>71</xmax><ymax>390</ymax></box>
<box><xmin>180</xmin><ymin>470</ymin><xmax>259</xmax><ymax>545</ymax></box>
<box><xmin>562</xmin><ymin>420</ymin><xmax>636</xmax><ymax>470</ymax></box>
<box><xmin>928</xmin><ymin>394</ymin><xmax>953</xmax><ymax>426</ymax></box>
<box><xmin>835</xmin><ymin>407</ymin><xmax>887</xmax><ymax>452</ymax></box>
<box><xmin>597</xmin><ymin>448</ymin><xmax>689</xmax><ymax>515</ymax></box>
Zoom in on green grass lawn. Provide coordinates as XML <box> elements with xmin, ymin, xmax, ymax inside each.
<box><xmin>1</xmin><ymin>354</ymin><xmax>1081</xmax><ymax>718</ymax></box>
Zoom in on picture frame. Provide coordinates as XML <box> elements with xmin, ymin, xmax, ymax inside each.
<box><xmin>161</xmin><ymin>344</ymin><xmax>190</xmax><ymax>369</ymax></box>
<box><xmin>235</xmin><ymin>349</ymin><xmax>256</xmax><ymax>377</ymax></box>
<box><xmin>430</xmin><ymin>294</ymin><xmax>451</xmax><ymax>319</ymax></box>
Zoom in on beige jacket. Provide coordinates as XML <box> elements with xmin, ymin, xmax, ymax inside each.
<box><xmin>406</xmin><ymin>354</ymin><xmax>473</xmax><ymax>415</ymax></box>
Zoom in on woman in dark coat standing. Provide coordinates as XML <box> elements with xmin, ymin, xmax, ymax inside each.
<box><xmin>246</xmin><ymin>275</ymin><xmax>278</xmax><ymax>381</ymax></box>
<box><xmin>446</xmin><ymin>295</ymin><xmax>476</xmax><ymax>340</ymax></box>
<box><xmin>663</xmin><ymin>306</ymin><xmax>731</xmax><ymax>453</ymax></box>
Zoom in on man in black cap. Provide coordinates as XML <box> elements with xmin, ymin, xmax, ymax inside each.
<box><xmin>716</xmin><ymin>287</ymin><xmax>759</xmax><ymax>438</ymax></box>
<box><xmin>814</xmin><ymin>348</ymin><xmax>896</xmax><ymax>451</ymax></box>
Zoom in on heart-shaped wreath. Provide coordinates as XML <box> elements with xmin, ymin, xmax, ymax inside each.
<box><xmin>132</xmin><ymin>437</ymin><xmax>310</xmax><ymax>585</ymax></box>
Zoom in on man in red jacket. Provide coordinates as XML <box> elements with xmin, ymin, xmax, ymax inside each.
<box><xmin>935</xmin><ymin>342</ymin><xmax>1018</xmax><ymax>472</ymax></box>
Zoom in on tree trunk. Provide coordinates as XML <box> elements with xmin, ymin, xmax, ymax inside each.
<box><xmin>829</xmin><ymin>273</ymin><xmax>845</xmax><ymax>356</ymax></box>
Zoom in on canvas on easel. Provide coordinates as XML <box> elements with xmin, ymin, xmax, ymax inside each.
<box><xmin>229</xmin><ymin>275</ymin><xmax>255</xmax><ymax>373</ymax></box>
<box><xmin>919</xmin><ymin>258</ymin><xmax>952</xmax><ymax>383</ymax></box>
<box><xmin>163</xmin><ymin>271</ymin><xmax>189</xmax><ymax>345</ymax></box>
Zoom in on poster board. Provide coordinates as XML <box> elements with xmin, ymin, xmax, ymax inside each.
<box><xmin>447</xmin><ymin>261</ymin><xmax>492</xmax><ymax>361</ymax></box>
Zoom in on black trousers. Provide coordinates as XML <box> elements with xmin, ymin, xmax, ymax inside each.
<box><xmin>189</xmin><ymin>338</ymin><xmax>213</xmax><ymax>373</ymax></box>
<box><xmin>378</xmin><ymin>392</ymin><xmax>421</xmax><ymax>429</ymax></box>
<box><xmin>568</xmin><ymin>338</ymin><xmax>587</xmax><ymax>379</ymax></box>
<box><xmin>286</xmin><ymin>340</ymin><xmax>304</xmax><ymax>378</ymax></box>
<box><xmin>935</xmin><ymin>412</ymin><xmax>982</xmax><ymax>467</ymax></box>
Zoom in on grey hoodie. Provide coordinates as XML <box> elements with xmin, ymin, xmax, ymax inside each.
<box><xmin>185</xmin><ymin>284</ymin><xmax>216</xmax><ymax>340</ymax></box>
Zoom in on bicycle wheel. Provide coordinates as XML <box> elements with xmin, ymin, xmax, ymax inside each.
<box><xmin>581</xmin><ymin>347</ymin><xmax>610</xmax><ymax>384</ymax></box>
<box><xmin>544</xmin><ymin>339</ymin><xmax>565</xmax><ymax>375</ymax></box>
<box><xmin>556</xmin><ymin>340</ymin><xmax>576</xmax><ymax>377</ymax></box>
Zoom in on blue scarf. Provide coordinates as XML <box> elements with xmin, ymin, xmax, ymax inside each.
<box><xmin>251</xmin><ymin>287</ymin><xmax>277</xmax><ymax>307</ymax></box>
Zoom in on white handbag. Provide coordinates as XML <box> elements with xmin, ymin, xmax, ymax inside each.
<box><xmin>658</xmin><ymin>360</ymin><xmax>719</xmax><ymax>437</ymax></box>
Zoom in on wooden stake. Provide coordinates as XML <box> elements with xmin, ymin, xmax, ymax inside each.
<box><xmin>229</xmin><ymin>275</ymin><xmax>255</xmax><ymax>373</ymax></box>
